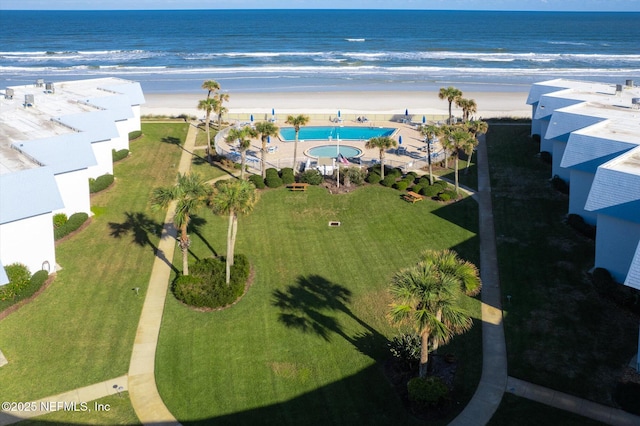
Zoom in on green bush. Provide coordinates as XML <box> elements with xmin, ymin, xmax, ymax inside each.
<box><xmin>438</xmin><ymin>192</ymin><xmax>451</xmax><ymax>202</ymax></box>
<box><xmin>54</xmin><ymin>212</ymin><xmax>89</xmax><ymax>240</ymax></box>
<box><xmin>89</xmin><ymin>174</ymin><xmax>114</xmax><ymax>193</ymax></box>
<box><xmin>299</xmin><ymin>169</ymin><xmax>323</xmax><ymax>185</ymax></box>
<box><xmin>420</xmin><ymin>185</ymin><xmax>440</xmax><ymax>197</ymax></box>
<box><xmin>265</xmin><ymin>168</ymin><xmax>279</xmax><ymax>178</ymax></box>
<box><xmin>280</xmin><ymin>168</ymin><xmax>296</xmax><ymax>185</ymax></box>
<box><xmin>129</xmin><ymin>130</ymin><xmax>142</xmax><ymax>141</ymax></box>
<box><xmin>393</xmin><ymin>181</ymin><xmax>409</xmax><ymax>191</ymax></box>
<box><xmin>112</xmin><ymin>148</ymin><xmax>129</xmax><ymax>162</ymax></box>
<box><xmin>411</xmin><ymin>184</ymin><xmax>424</xmax><ymax>194</ymax></box>
<box><xmin>388</xmin><ymin>334</ymin><xmax>421</xmax><ymax>371</ymax></box>
<box><xmin>381</xmin><ymin>175</ymin><xmax>396</xmax><ymax>187</ymax></box>
<box><xmin>567</xmin><ymin>214</ymin><xmax>595</xmax><ymax>239</ymax></box>
<box><xmin>540</xmin><ymin>151</ymin><xmax>552</xmax><ymax>164</ymax></box>
<box><xmin>592</xmin><ymin>268</ymin><xmax>640</xmax><ymax>315</ymax></box>
<box><xmin>366</xmin><ymin>172</ymin><xmax>381</xmax><ymax>185</ymax></box>
<box><xmin>406</xmin><ymin>171</ymin><xmax>418</xmax><ymax>180</ymax></box>
<box><xmin>407</xmin><ymin>376</ymin><xmax>450</xmax><ymax>409</ymax></box>
<box><xmin>433</xmin><ymin>180</ymin><xmax>449</xmax><ymax>190</ymax></box>
<box><xmin>443</xmin><ymin>189</ymin><xmax>458</xmax><ymax>200</ymax></box>
<box><xmin>265</xmin><ymin>175</ymin><xmax>284</xmax><ymax>188</ymax></box>
<box><xmin>342</xmin><ymin>167</ymin><xmax>367</xmax><ymax>186</ymax></box>
<box><xmin>53</xmin><ymin>213</ymin><xmax>68</xmax><ymax>228</ymax></box>
<box><xmin>0</xmin><ymin>263</ymin><xmax>31</xmax><ymax>302</ymax></box>
<box><xmin>248</xmin><ymin>174</ymin><xmax>265</xmax><ymax>189</ymax></box>
<box><xmin>551</xmin><ymin>175</ymin><xmax>569</xmax><ymax>194</ymax></box>
<box><xmin>387</xmin><ymin>167</ymin><xmax>403</xmax><ymax>179</ymax></box>
<box><xmin>419</xmin><ymin>176</ymin><xmax>431</xmax><ymax>185</ymax></box>
<box><xmin>173</xmin><ymin>255</ymin><xmax>248</xmax><ymax>308</ymax></box>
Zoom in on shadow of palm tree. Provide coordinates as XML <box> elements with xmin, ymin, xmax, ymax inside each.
<box><xmin>108</xmin><ymin>211</ymin><xmax>179</xmax><ymax>274</ymax></box>
<box><xmin>272</xmin><ymin>275</ymin><xmax>387</xmax><ymax>359</ymax></box>
<box><xmin>161</xmin><ymin>136</ymin><xmax>181</xmax><ymax>145</ymax></box>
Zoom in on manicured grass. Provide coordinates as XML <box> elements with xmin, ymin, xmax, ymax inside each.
<box><xmin>489</xmin><ymin>394</ymin><xmax>605</xmax><ymax>426</ymax></box>
<box><xmin>487</xmin><ymin>124</ymin><xmax>639</xmax><ymax>405</ymax></box>
<box><xmin>431</xmin><ymin>158</ymin><xmax>478</xmax><ymax>191</ymax></box>
<box><xmin>0</xmin><ymin>123</ymin><xmax>186</xmax><ymax>401</ymax></box>
<box><xmin>157</xmin><ymin>184</ymin><xmax>481</xmax><ymax>424</ymax></box>
<box><xmin>19</xmin><ymin>392</ymin><xmax>140</xmax><ymax>426</ymax></box>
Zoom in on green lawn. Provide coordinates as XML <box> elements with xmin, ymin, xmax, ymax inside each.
<box><xmin>487</xmin><ymin>124</ymin><xmax>638</xmax><ymax>405</ymax></box>
<box><xmin>156</xmin><ymin>185</ymin><xmax>482</xmax><ymax>425</ymax></box>
<box><xmin>0</xmin><ymin>123</ymin><xmax>186</xmax><ymax>402</ymax></box>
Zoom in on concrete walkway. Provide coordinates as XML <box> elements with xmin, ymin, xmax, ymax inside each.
<box><xmin>0</xmin><ymin>375</ymin><xmax>127</xmax><ymax>425</ymax></box>
<box><xmin>126</xmin><ymin>122</ymin><xmax>205</xmax><ymax>425</ymax></box>
<box><xmin>449</xmin><ymin>135</ymin><xmax>508</xmax><ymax>425</ymax></box>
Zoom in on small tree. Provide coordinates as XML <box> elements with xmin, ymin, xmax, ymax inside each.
<box><xmin>365</xmin><ymin>136</ymin><xmax>397</xmax><ymax>180</ymax></box>
<box><xmin>197</xmin><ymin>97</ymin><xmax>218</xmax><ymax>164</ymax></box>
<box><xmin>226</xmin><ymin>126</ymin><xmax>258</xmax><ymax>179</ymax></box>
<box><xmin>254</xmin><ymin>121</ymin><xmax>280</xmax><ymax>178</ymax></box>
<box><xmin>285</xmin><ymin>114</ymin><xmax>309</xmax><ymax>172</ymax></box>
<box><xmin>455</xmin><ymin>97</ymin><xmax>477</xmax><ymax>122</ymax></box>
<box><xmin>439</xmin><ymin>86</ymin><xmax>463</xmax><ymax>125</ymax></box>
<box><xmin>211</xmin><ymin>179</ymin><xmax>259</xmax><ymax>284</ymax></box>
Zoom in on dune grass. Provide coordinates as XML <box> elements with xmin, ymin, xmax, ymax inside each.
<box><xmin>0</xmin><ymin>123</ymin><xmax>186</xmax><ymax>402</ymax></box>
<box><xmin>156</xmin><ymin>184</ymin><xmax>481</xmax><ymax>425</ymax></box>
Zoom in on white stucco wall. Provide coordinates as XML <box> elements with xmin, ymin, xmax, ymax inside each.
<box><xmin>111</xmin><ymin>123</ymin><xmax>130</xmax><ymax>151</ymax></box>
<box><xmin>88</xmin><ymin>139</ymin><xmax>114</xmax><ymax>178</ymax></box>
<box><xmin>531</xmin><ymin>104</ymin><xmax>542</xmax><ymax>136</ymax></box>
<box><xmin>0</xmin><ymin>213</ymin><xmax>57</xmax><ymax>274</ymax></box>
<box><xmin>568</xmin><ymin>169</ymin><xmax>597</xmax><ymax>225</ymax></box>
<box><xmin>594</xmin><ymin>215</ymin><xmax>640</xmax><ymax>284</ymax></box>
<box><xmin>552</xmin><ymin>140</ymin><xmax>570</xmax><ymax>182</ymax></box>
<box><xmin>53</xmin><ymin>169</ymin><xmax>92</xmax><ymax>217</ymax></box>
<box><xmin>131</xmin><ymin>106</ymin><xmax>141</xmax><ymax>129</ymax></box>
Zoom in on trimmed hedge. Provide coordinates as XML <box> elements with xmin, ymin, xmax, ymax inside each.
<box><xmin>551</xmin><ymin>175</ymin><xmax>569</xmax><ymax>194</ymax></box>
<box><xmin>112</xmin><ymin>148</ymin><xmax>130</xmax><ymax>162</ymax></box>
<box><xmin>172</xmin><ymin>255</ymin><xmax>249</xmax><ymax>308</ymax></box>
<box><xmin>54</xmin><ymin>212</ymin><xmax>89</xmax><ymax>240</ymax></box>
<box><xmin>89</xmin><ymin>174</ymin><xmax>114</xmax><ymax>193</ymax></box>
<box><xmin>366</xmin><ymin>172</ymin><xmax>381</xmax><ymax>185</ymax></box>
<box><xmin>381</xmin><ymin>175</ymin><xmax>397</xmax><ymax>187</ymax></box>
<box><xmin>280</xmin><ymin>168</ymin><xmax>296</xmax><ymax>185</ymax></box>
<box><xmin>420</xmin><ymin>185</ymin><xmax>440</xmax><ymax>197</ymax></box>
<box><xmin>248</xmin><ymin>174</ymin><xmax>266</xmax><ymax>189</ymax></box>
<box><xmin>265</xmin><ymin>175</ymin><xmax>284</xmax><ymax>188</ymax></box>
<box><xmin>53</xmin><ymin>213</ymin><xmax>68</xmax><ymax>228</ymax></box>
<box><xmin>129</xmin><ymin>130</ymin><xmax>143</xmax><ymax>141</ymax></box>
<box><xmin>567</xmin><ymin>214</ymin><xmax>596</xmax><ymax>239</ymax></box>
<box><xmin>407</xmin><ymin>376</ymin><xmax>450</xmax><ymax>409</ymax></box>
<box><xmin>299</xmin><ymin>169</ymin><xmax>323</xmax><ymax>185</ymax></box>
<box><xmin>393</xmin><ymin>181</ymin><xmax>409</xmax><ymax>191</ymax></box>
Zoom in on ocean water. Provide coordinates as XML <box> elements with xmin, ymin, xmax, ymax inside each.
<box><xmin>1</xmin><ymin>10</ymin><xmax>639</xmax><ymax>94</ymax></box>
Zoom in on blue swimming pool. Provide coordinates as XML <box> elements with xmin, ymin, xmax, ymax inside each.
<box><xmin>307</xmin><ymin>145</ymin><xmax>362</xmax><ymax>158</ymax></box>
<box><xmin>280</xmin><ymin>126</ymin><xmax>395</xmax><ymax>141</ymax></box>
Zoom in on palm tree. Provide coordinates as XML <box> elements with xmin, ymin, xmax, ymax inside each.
<box><xmin>365</xmin><ymin>136</ymin><xmax>397</xmax><ymax>180</ymax></box>
<box><xmin>441</xmin><ymin>126</ymin><xmax>475</xmax><ymax>194</ymax></box>
<box><xmin>214</xmin><ymin>92</ymin><xmax>230</xmax><ymax>130</ymax></box>
<box><xmin>197</xmin><ymin>97</ymin><xmax>218</xmax><ymax>164</ymax></box>
<box><xmin>389</xmin><ymin>257</ymin><xmax>476</xmax><ymax>378</ymax></box>
<box><xmin>438</xmin><ymin>86</ymin><xmax>463</xmax><ymax>124</ymax></box>
<box><xmin>254</xmin><ymin>121</ymin><xmax>279</xmax><ymax>178</ymax></box>
<box><xmin>211</xmin><ymin>179</ymin><xmax>259</xmax><ymax>284</ymax></box>
<box><xmin>463</xmin><ymin>120</ymin><xmax>488</xmax><ymax>171</ymax></box>
<box><xmin>202</xmin><ymin>80</ymin><xmax>221</xmax><ymax>99</ymax></box>
<box><xmin>456</xmin><ymin>97</ymin><xmax>477</xmax><ymax>122</ymax></box>
<box><xmin>285</xmin><ymin>114</ymin><xmax>309</xmax><ymax>172</ymax></box>
<box><xmin>419</xmin><ymin>124</ymin><xmax>442</xmax><ymax>185</ymax></box>
<box><xmin>150</xmin><ymin>173</ymin><xmax>211</xmax><ymax>276</ymax></box>
<box><xmin>225</xmin><ymin>126</ymin><xmax>258</xmax><ymax>179</ymax></box>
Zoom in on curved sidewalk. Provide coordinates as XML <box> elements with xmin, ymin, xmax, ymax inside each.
<box><xmin>449</xmin><ymin>135</ymin><xmax>508</xmax><ymax>425</ymax></box>
<box><xmin>127</xmin><ymin>122</ymin><xmax>204</xmax><ymax>425</ymax></box>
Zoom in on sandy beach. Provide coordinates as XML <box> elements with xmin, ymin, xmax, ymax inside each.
<box><xmin>141</xmin><ymin>90</ymin><xmax>531</xmax><ymax>120</ymax></box>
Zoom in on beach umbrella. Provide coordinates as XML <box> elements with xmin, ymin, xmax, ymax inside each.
<box><xmin>338</xmin><ymin>110</ymin><xmax>341</xmax><ymax>118</ymax></box>
<box><xmin>422</xmin><ymin>115</ymin><xmax>426</xmax><ymax>124</ymax></box>
<box><xmin>405</xmin><ymin>109</ymin><xmax>409</xmax><ymax>117</ymax></box>
<box><xmin>399</xmin><ymin>135</ymin><xmax>403</xmax><ymax>144</ymax></box>
<box><xmin>250</xmin><ymin>114</ymin><xmax>254</xmax><ymax>122</ymax></box>
<box><xmin>272</xmin><ymin>108</ymin><xmax>275</xmax><ymax>116</ymax></box>
<box><xmin>267</xmin><ymin>135</ymin><xmax>271</xmax><ymax>144</ymax></box>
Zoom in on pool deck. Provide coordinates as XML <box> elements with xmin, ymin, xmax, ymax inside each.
<box><xmin>225</xmin><ymin>116</ymin><xmax>441</xmax><ymax>171</ymax></box>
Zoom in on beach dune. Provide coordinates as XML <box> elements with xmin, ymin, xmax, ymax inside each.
<box><xmin>141</xmin><ymin>90</ymin><xmax>531</xmax><ymax>120</ymax></box>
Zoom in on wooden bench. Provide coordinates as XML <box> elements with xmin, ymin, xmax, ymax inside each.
<box><xmin>287</xmin><ymin>183</ymin><xmax>309</xmax><ymax>191</ymax></box>
<box><xmin>402</xmin><ymin>191</ymin><xmax>424</xmax><ymax>203</ymax></box>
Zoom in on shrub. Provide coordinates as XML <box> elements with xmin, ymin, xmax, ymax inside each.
<box><xmin>592</xmin><ymin>268</ymin><xmax>640</xmax><ymax>315</ymax></box>
<box><xmin>53</xmin><ymin>213</ymin><xmax>68</xmax><ymax>228</ymax></box>
<box><xmin>265</xmin><ymin>168</ymin><xmax>279</xmax><ymax>178</ymax></box>
<box><xmin>387</xmin><ymin>167</ymin><xmax>403</xmax><ymax>179</ymax></box>
<box><xmin>299</xmin><ymin>169</ymin><xmax>323</xmax><ymax>185</ymax></box>
<box><xmin>411</xmin><ymin>184</ymin><xmax>424</xmax><ymax>195</ymax></box>
<box><xmin>532</xmin><ymin>134</ymin><xmax>541</xmax><ymax>144</ymax></box>
<box><xmin>540</xmin><ymin>151</ymin><xmax>552</xmax><ymax>164</ymax></box>
<box><xmin>173</xmin><ymin>255</ymin><xmax>248</xmax><ymax>308</ymax></box>
<box><xmin>419</xmin><ymin>176</ymin><xmax>431</xmax><ymax>185</ymax></box>
<box><xmin>433</xmin><ymin>180</ymin><xmax>449</xmax><ymax>190</ymax></box>
<box><xmin>248</xmin><ymin>174</ymin><xmax>265</xmax><ymax>189</ymax></box>
<box><xmin>0</xmin><ymin>263</ymin><xmax>31</xmax><ymax>301</ymax></box>
<box><xmin>280</xmin><ymin>168</ymin><xmax>296</xmax><ymax>185</ymax></box>
<box><xmin>438</xmin><ymin>192</ymin><xmax>451</xmax><ymax>202</ymax></box>
<box><xmin>342</xmin><ymin>167</ymin><xmax>367</xmax><ymax>186</ymax></box>
<box><xmin>388</xmin><ymin>334</ymin><xmax>421</xmax><ymax>371</ymax></box>
<box><xmin>54</xmin><ymin>212</ymin><xmax>89</xmax><ymax>240</ymax></box>
<box><xmin>89</xmin><ymin>174</ymin><xmax>114</xmax><ymax>193</ymax></box>
<box><xmin>406</xmin><ymin>171</ymin><xmax>418</xmax><ymax>180</ymax></box>
<box><xmin>112</xmin><ymin>148</ymin><xmax>129</xmax><ymax>162</ymax></box>
<box><xmin>265</xmin><ymin>175</ymin><xmax>284</xmax><ymax>188</ymax></box>
<box><xmin>393</xmin><ymin>181</ymin><xmax>409</xmax><ymax>191</ymax></box>
<box><xmin>443</xmin><ymin>189</ymin><xmax>459</xmax><ymax>200</ymax></box>
<box><xmin>366</xmin><ymin>172</ymin><xmax>381</xmax><ymax>185</ymax></box>
<box><xmin>129</xmin><ymin>130</ymin><xmax>142</xmax><ymax>141</ymax></box>
<box><xmin>567</xmin><ymin>214</ymin><xmax>595</xmax><ymax>239</ymax></box>
<box><xmin>407</xmin><ymin>376</ymin><xmax>450</xmax><ymax>409</ymax></box>
<box><xmin>420</xmin><ymin>185</ymin><xmax>440</xmax><ymax>197</ymax></box>
<box><xmin>551</xmin><ymin>175</ymin><xmax>569</xmax><ymax>194</ymax></box>
<box><xmin>381</xmin><ymin>175</ymin><xmax>397</xmax><ymax>187</ymax></box>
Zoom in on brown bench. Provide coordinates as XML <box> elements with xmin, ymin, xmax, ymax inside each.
<box><xmin>287</xmin><ymin>183</ymin><xmax>309</xmax><ymax>191</ymax></box>
<box><xmin>402</xmin><ymin>191</ymin><xmax>424</xmax><ymax>203</ymax></box>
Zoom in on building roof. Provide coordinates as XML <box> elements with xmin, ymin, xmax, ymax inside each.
<box><xmin>15</xmin><ymin>133</ymin><xmax>97</xmax><ymax>175</ymax></box>
<box><xmin>584</xmin><ymin>146</ymin><xmax>640</xmax><ymax>224</ymax></box>
<box><xmin>0</xmin><ymin>166</ymin><xmax>64</xmax><ymax>225</ymax></box>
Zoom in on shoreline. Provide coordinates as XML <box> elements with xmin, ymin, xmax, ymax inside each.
<box><xmin>141</xmin><ymin>89</ymin><xmax>531</xmax><ymax>120</ymax></box>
